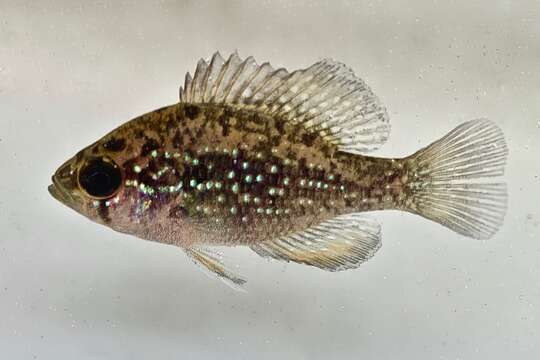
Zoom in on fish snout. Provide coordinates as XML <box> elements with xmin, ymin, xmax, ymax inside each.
<box><xmin>49</xmin><ymin>158</ymin><xmax>78</xmax><ymax>205</ymax></box>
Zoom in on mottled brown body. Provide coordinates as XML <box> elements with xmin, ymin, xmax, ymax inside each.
<box><xmin>82</xmin><ymin>103</ymin><xmax>408</xmax><ymax>247</ymax></box>
<box><xmin>49</xmin><ymin>52</ymin><xmax>507</xmax><ymax>285</ymax></box>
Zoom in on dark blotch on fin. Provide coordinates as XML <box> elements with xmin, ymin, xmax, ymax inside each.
<box><xmin>301</xmin><ymin>131</ymin><xmax>317</xmax><ymax>147</ymax></box>
<box><xmin>184</xmin><ymin>105</ymin><xmax>200</xmax><ymax>120</ymax></box>
<box><xmin>103</xmin><ymin>138</ymin><xmax>126</xmax><ymax>152</ymax></box>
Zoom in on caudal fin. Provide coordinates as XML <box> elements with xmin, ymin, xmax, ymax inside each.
<box><xmin>404</xmin><ymin>119</ymin><xmax>508</xmax><ymax>239</ymax></box>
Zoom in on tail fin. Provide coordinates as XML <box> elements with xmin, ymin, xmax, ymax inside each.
<box><xmin>404</xmin><ymin>119</ymin><xmax>508</xmax><ymax>239</ymax></box>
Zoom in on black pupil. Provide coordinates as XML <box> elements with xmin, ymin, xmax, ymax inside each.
<box><xmin>79</xmin><ymin>159</ymin><xmax>122</xmax><ymax>198</ymax></box>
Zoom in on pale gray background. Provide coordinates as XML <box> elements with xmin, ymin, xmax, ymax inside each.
<box><xmin>1</xmin><ymin>1</ymin><xmax>539</xmax><ymax>359</ymax></box>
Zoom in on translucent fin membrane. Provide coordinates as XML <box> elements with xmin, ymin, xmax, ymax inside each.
<box><xmin>185</xmin><ymin>247</ymin><xmax>246</xmax><ymax>291</ymax></box>
<box><xmin>179</xmin><ymin>52</ymin><xmax>390</xmax><ymax>154</ymax></box>
<box><xmin>251</xmin><ymin>214</ymin><xmax>381</xmax><ymax>271</ymax></box>
<box><xmin>406</xmin><ymin>119</ymin><xmax>508</xmax><ymax>240</ymax></box>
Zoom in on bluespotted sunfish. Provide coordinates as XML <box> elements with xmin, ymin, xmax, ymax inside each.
<box><xmin>49</xmin><ymin>52</ymin><xmax>508</xmax><ymax>288</ymax></box>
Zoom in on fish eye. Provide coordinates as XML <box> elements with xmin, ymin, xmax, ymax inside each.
<box><xmin>78</xmin><ymin>158</ymin><xmax>122</xmax><ymax>198</ymax></box>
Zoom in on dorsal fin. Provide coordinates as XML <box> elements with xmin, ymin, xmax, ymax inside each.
<box><xmin>179</xmin><ymin>52</ymin><xmax>390</xmax><ymax>154</ymax></box>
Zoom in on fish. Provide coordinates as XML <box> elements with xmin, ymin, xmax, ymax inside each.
<box><xmin>49</xmin><ymin>52</ymin><xmax>508</xmax><ymax>288</ymax></box>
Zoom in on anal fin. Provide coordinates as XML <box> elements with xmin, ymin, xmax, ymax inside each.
<box><xmin>251</xmin><ymin>214</ymin><xmax>382</xmax><ymax>271</ymax></box>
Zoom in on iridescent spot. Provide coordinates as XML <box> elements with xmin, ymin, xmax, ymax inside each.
<box><xmin>125</xmin><ymin>179</ymin><xmax>138</xmax><ymax>187</ymax></box>
<box><xmin>203</xmin><ymin>207</ymin><xmax>211</xmax><ymax>214</ymax></box>
<box><xmin>215</xmin><ymin>181</ymin><xmax>222</xmax><ymax>189</ymax></box>
<box><xmin>206</xmin><ymin>181</ymin><xmax>214</xmax><ymax>190</ymax></box>
<box><xmin>227</xmin><ymin>171</ymin><xmax>235</xmax><ymax>179</ymax></box>
<box><xmin>231</xmin><ymin>183</ymin><xmax>239</xmax><ymax>193</ymax></box>
<box><xmin>196</xmin><ymin>183</ymin><xmax>204</xmax><ymax>191</ymax></box>
<box><xmin>138</xmin><ymin>183</ymin><xmax>155</xmax><ymax>195</ymax></box>
<box><xmin>256</xmin><ymin>174</ymin><xmax>264</xmax><ymax>183</ymax></box>
<box><xmin>266</xmin><ymin>208</ymin><xmax>273</xmax><ymax>215</ymax></box>
<box><xmin>278</xmin><ymin>188</ymin><xmax>285</xmax><ymax>196</ymax></box>
<box><xmin>230</xmin><ymin>207</ymin><xmax>237</xmax><ymax>214</ymax></box>
<box><xmin>244</xmin><ymin>174</ymin><xmax>253</xmax><ymax>183</ymax></box>
<box><xmin>243</xmin><ymin>194</ymin><xmax>251</xmax><ymax>203</ymax></box>
<box><xmin>192</xmin><ymin>158</ymin><xmax>199</xmax><ymax>166</ymax></box>
<box><xmin>133</xmin><ymin>165</ymin><xmax>142</xmax><ymax>173</ymax></box>
<box><xmin>190</xmin><ymin>179</ymin><xmax>197</xmax><ymax>188</ymax></box>
<box><xmin>254</xmin><ymin>197</ymin><xmax>261</xmax><ymax>204</ymax></box>
<box><xmin>283</xmin><ymin>177</ymin><xmax>290</xmax><ymax>186</ymax></box>
<box><xmin>151</xmin><ymin>150</ymin><xmax>158</xmax><ymax>158</ymax></box>
<box><xmin>268</xmin><ymin>188</ymin><xmax>277</xmax><ymax>196</ymax></box>
<box><xmin>217</xmin><ymin>194</ymin><xmax>225</xmax><ymax>203</ymax></box>
<box><xmin>316</xmin><ymin>181</ymin><xmax>322</xmax><ymax>189</ymax></box>
<box><xmin>308</xmin><ymin>180</ymin><xmax>314</xmax><ymax>188</ymax></box>
<box><xmin>299</xmin><ymin>179</ymin><xmax>306</xmax><ymax>187</ymax></box>
<box><xmin>257</xmin><ymin>207</ymin><xmax>264</xmax><ymax>214</ymax></box>
<box><xmin>242</xmin><ymin>216</ymin><xmax>248</xmax><ymax>223</ymax></box>
<box><xmin>270</xmin><ymin>165</ymin><xmax>278</xmax><ymax>174</ymax></box>
<box><xmin>242</xmin><ymin>161</ymin><xmax>249</xmax><ymax>170</ymax></box>
<box><xmin>283</xmin><ymin>159</ymin><xmax>291</xmax><ymax>165</ymax></box>
<box><xmin>232</xmin><ymin>149</ymin><xmax>239</xmax><ymax>157</ymax></box>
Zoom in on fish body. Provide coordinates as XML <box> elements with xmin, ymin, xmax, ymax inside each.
<box><xmin>49</xmin><ymin>53</ymin><xmax>508</xmax><ymax>287</ymax></box>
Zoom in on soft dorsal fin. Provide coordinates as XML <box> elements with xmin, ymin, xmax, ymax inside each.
<box><xmin>179</xmin><ymin>52</ymin><xmax>390</xmax><ymax>154</ymax></box>
<box><xmin>250</xmin><ymin>214</ymin><xmax>382</xmax><ymax>271</ymax></box>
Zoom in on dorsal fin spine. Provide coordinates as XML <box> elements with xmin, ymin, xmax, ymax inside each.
<box><xmin>179</xmin><ymin>52</ymin><xmax>390</xmax><ymax>154</ymax></box>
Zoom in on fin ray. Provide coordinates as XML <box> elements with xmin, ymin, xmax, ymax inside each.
<box><xmin>179</xmin><ymin>52</ymin><xmax>390</xmax><ymax>154</ymax></box>
<box><xmin>405</xmin><ymin>119</ymin><xmax>508</xmax><ymax>239</ymax></box>
<box><xmin>185</xmin><ymin>247</ymin><xmax>246</xmax><ymax>291</ymax></box>
<box><xmin>251</xmin><ymin>214</ymin><xmax>382</xmax><ymax>271</ymax></box>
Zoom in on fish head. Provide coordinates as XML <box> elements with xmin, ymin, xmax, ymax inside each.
<box><xmin>49</xmin><ymin>138</ymin><xmax>128</xmax><ymax>227</ymax></box>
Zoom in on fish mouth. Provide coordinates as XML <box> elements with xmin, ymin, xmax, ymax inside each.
<box><xmin>49</xmin><ymin>160</ymin><xmax>78</xmax><ymax>207</ymax></box>
<box><xmin>48</xmin><ymin>175</ymin><xmax>72</xmax><ymax>204</ymax></box>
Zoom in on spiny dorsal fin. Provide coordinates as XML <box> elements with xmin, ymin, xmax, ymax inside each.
<box><xmin>250</xmin><ymin>214</ymin><xmax>382</xmax><ymax>271</ymax></box>
<box><xmin>179</xmin><ymin>52</ymin><xmax>390</xmax><ymax>154</ymax></box>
